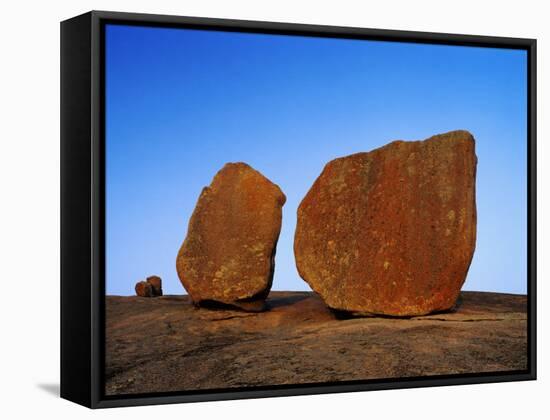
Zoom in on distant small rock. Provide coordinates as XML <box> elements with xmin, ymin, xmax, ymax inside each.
<box><xmin>176</xmin><ymin>162</ymin><xmax>286</xmax><ymax>311</ymax></box>
<box><xmin>135</xmin><ymin>281</ymin><xmax>154</xmax><ymax>297</ymax></box>
<box><xmin>135</xmin><ymin>276</ymin><xmax>163</xmax><ymax>297</ymax></box>
<box><xmin>146</xmin><ymin>276</ymin><xmax>163</xmax><ymax>297</ymax></box>
<box><xmin>294</xmin><ymin>130</ymin><xmax>477</xmax><ymax>316</ymax></box>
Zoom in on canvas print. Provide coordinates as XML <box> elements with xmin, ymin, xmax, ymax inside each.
<box><xmin>104</xmin><ymin>23</ymin><xmax>527</xmax><ymax>396</ymax></box>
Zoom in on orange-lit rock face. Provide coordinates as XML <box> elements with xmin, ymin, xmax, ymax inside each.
<box><xmin>294</xmin><ymin>131</ymin><xmax>477</xmax><ymax>316</ymax></box>
<box><xmin>177</xmin><ymin>163</ymin><xmax>286</xmax><ymax>311</ymax></box>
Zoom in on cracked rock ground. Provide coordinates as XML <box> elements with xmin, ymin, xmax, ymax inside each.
<box><xmin>105</xmin><ymin>291</ymin><xmax>527</xmax><ymax>395</ymax></box>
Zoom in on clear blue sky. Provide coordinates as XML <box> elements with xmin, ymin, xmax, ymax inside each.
<box><xmin>105</xmin><ymin>24</ymin><xmax>527</xmax><ymax>296</ymax></box>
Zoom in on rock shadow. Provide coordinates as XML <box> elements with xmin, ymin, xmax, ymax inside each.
<box><xmin>196</xmin><ymin>299</ymin><xmax>266</xmax><ymax>312</ymax></box>
<box><xmin>329</xmin><ymin>296</ymin><xmax>462</xmax><ymax>320</ymax></box>
<box><xmin>265</xmin><ymin>292</ymin><xmax>310</xmax><ymax>310</ymax></box>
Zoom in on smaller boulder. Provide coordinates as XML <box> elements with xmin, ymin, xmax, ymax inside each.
<box><xmin>135</xmin><ymin>281</ymin><xmax>154</xmax><ymax>297</ymax></box>
<box><xmin>146</xmin><ymin>276</ymin><xmax>163</xmax><ymax>296</ymax></box>
<box><xmin>176</xmin><ymin>162</ymin><xmax>286</xmax><ymax>311</ymax></box>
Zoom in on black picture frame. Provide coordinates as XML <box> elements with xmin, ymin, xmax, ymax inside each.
<box><xmin>60</xmin><ymin>10</ymin><xmax>537</xmax><ymax>409</ymax></box>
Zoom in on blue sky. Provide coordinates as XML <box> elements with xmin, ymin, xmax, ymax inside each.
<box><xmin>105</xmin><ymin>24</ymin><xmax>527</xmax><ymax>296</ymax></box>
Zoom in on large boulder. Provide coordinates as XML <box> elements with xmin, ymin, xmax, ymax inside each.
<box><xmin>294</xmin><ymin>130</ymin><xmax>477</xmax><ymax>316</ymax></box>
<box><xmin>177</xmin><ymin>162</ymin><xmax>286</xmax><ymax>311</ymax></box>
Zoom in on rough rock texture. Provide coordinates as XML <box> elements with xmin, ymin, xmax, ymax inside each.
<box><xmin>294</xmin><ymin>130</ymin><xmax>477</xmax><ymax>316</ymax></box>
<box><xmin>176</xmin><ymin>162</ymin><xmax>286</xmax><ymax>311</ymax></box>
<box><xmin>105</xmin><ymin>291</ymin><xmax>527</xmax><ymax>395</ymax></box>
<box><xmin>147</xmin><ymin>276</ymin><xmax>163</xmax><ymax>297</ymax></box>
<box><xmin>135</xmin><ymin>281</ymin><xmax>153</xmax><ymax>297</ymax></box>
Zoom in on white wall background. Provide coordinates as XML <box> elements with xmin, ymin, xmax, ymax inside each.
<box><xmin>0</xmin><ymin>0</ymin><xmax>548</xmax><ymax>418</ymax></box>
